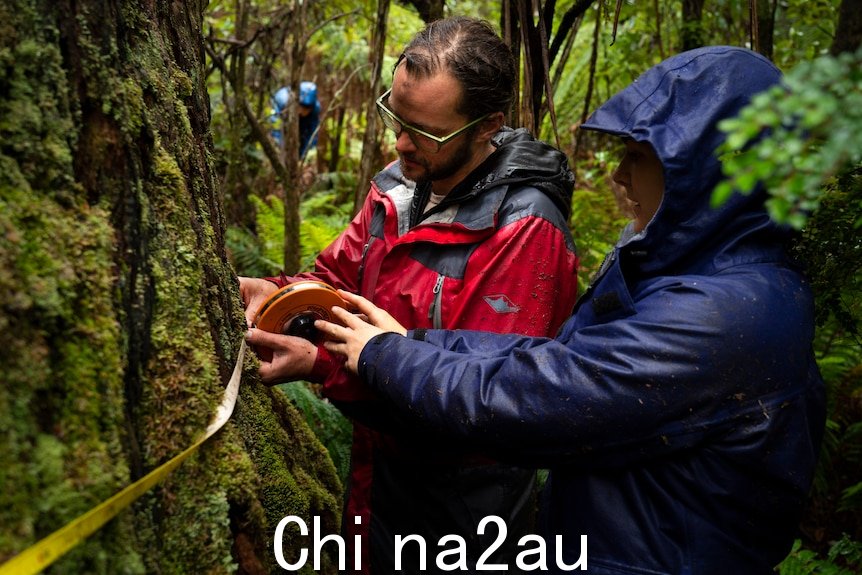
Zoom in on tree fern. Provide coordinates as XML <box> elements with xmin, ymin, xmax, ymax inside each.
<box><xmin>225</xmin><ymin>226</ymin><xmax>282</xmax><ymax>277</ymax></box>
<box><xmin>278</xmin><ymin>382</ymin><xmax>352</xmax><ymax>486</ymax></box>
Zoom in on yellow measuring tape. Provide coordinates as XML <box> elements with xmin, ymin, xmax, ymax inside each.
<box><xmin>0</xmin><ymin>339</ymin><xmax>247</xmax><ymax>575</ymax></box>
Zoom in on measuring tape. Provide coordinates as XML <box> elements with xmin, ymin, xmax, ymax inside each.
<box><xmin>253</xmin><ymin>281</ymin><xmax>345</xmax><ymax>337</ymax></box>
<box><xmin>0</xmin><ymin>339</ymin><xmax>247</xmax><ymax>575</ymax></box>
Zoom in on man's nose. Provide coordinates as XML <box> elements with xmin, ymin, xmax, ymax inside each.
<box><xmin>394</xmin><ymin>130</ymin><xmax>417</xmax><ymax>153</ymax></box>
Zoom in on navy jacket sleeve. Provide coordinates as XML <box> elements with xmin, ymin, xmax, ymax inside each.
<box><xmin>359</xmin><ymin>265</ymin><xmax>820</xmax><ymax>469</ymax></box>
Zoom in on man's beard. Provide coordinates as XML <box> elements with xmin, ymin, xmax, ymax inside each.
<box><xmin>402</xmin><ymin>133</ymin><xmax>475</xmax><ymax>185</ymax></box>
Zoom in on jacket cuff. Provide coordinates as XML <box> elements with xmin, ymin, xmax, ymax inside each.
<box><xmin>358</xmin><ymin>332</ymin><xmax>403</xmax><ymax>384</ymax></box>
<box><xmin>309</xmin><ymin>344</ymin><xmax>339</xmax><ymax>384</ymax></box>
<box><xmin>264</xmin><ymin>272</ymin><xmax>292</xmax><ymax>288</ymax></box>
<box><xmin>318</xmin><ymin>346</ymin><xmax>379</xmax><ymax>402</ymax></box>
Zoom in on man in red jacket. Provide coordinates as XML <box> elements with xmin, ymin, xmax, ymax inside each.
<box><xmin>241</xmin><ymin>16</ymin><xmax>578</xmax><ymax>574</ymax></box>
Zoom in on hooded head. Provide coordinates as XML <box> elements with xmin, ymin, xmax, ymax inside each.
<box><xmin>272</xmin><ymin>86</ymin><xmax>290</xmax><ymax>112</ymax></box>
<box><xmin>581</xmin><ymin>46</ymin><xmax>785</xmax><ymax>275</ymax></box>
<box><xmin>298</xmin><ymin>81</ymin><xmax>318</xmax><ymax>107</ymax></box>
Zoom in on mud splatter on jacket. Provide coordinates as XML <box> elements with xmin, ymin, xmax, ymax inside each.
<box><xmin>356</xmin><ymin>47</ymin><xmax>826</xmax><ymax>574</ymax></box>
<box><xmin>275</xmin><ymin>127</ymin><xmax>579</xmax><ymax>573</ymax></box>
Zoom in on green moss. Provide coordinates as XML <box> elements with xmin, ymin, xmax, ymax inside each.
<box><xmin>0</xmin><ymin>185</ymin><xmax>141</xmax><ymax>570</ymax></box>
<box><xmin>1</xmin><ymin>3</ymin><xmax>342</xmax><ymax>573</ymax></box>
<box><xmin>120</xmin><ymin>78</ymin><xmax>146</xmax><ymax>137</ymax></box>
<box><xmin>172</xmin><ymin>68</ymin><xmax>194</xmax><ymax>98</ymax></box>
<box><xmin>233</xmin><ymin>379</ymin><xmax>341</xmax><ymax>571</ymax></box>
<box><xmin>0</xmin><ymin>30</ymin><xmax>75</xmax><ymax>191</ymax></box>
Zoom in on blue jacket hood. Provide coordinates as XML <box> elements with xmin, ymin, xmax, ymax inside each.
<box><xmin>582</xmin><ymin>46</ymin><xmax>786</xmax><ymax>276</ymax></box>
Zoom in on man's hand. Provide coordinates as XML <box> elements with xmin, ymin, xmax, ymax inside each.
<box><xmin>315</xmin><ymin>291</ymin><xmax>407</xmax><ymax>374</ymax></box>
<box><xmin>239</xmin><ymin>276</ymin><xmax>279</xmax><ymax>326</ymax></box>
<box><xmin>244</xmin><ymin>328</ymin><xmax>318</xmax><ymax>385</ymax></box>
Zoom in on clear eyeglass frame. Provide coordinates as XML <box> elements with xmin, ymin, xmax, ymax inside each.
<box><xmin>375</xmin><ymin>88</ymin><xmax>489</xmax><ymax>153</ymax></box>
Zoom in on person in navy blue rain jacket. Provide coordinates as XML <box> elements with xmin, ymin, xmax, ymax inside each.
<box><xmin>315</xmin><ymin>46</ymin><xmax>826</xmax><ymax>574</ymax></box>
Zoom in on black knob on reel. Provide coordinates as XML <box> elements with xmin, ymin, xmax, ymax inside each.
<box><xmin>284</xmin><ymin>313</ymin><xmax>319</xmax><ymax>341</ymax></box>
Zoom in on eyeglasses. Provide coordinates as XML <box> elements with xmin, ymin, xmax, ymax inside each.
<box><xmin>375</xmin><ymin>88</ymin><xmax>489</xmax><ymax>153</ymax></box>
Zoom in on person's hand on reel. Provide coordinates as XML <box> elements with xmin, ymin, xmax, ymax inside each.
<box><xmin>238</xmin><ymin>277</ymin><xmax>278</xmax><ymax>326</ymax></box>
<box><xmin>316</xmin><ymin>290</ymin><xmax>407</xmax><ymax>374</ymax></box>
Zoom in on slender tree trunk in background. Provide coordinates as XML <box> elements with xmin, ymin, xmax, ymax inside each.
<box><xmin>502</xmin><ymin>0</ymin><xmax>522</xmax><ymax>127</ymax></box>
<box><xmin>0</xmin><ymin>1</ymin><xmax>340</xmax><ymax>572</ymax></box>
<box><xmin>515</xmin><ymin>0</ymin><xmax>539</xmax><ymax>133</ymax></box>
<box><xmin>548</xmin><ymin>0</ymin><xmax>595</xmax><ymax>65</ymax></box>
<box><xmin>408</xmin><ymin>0</ymin><xmax>445</xmax><ymax>23</ymax></box>
<box><xmin>748</xmin><ymin>0</ymin><xmax>760</xmax><ymax>54</ymax></box>
<box><xmin>576</xmin><ymin>1</ymin><xmax>601</xmax><ymax>159</ymax></box>
<box><xmin>282</xmin><ymin>1</ymin><xmax>306</xmax><ymax>274</ymax></box>
<box><xmin>504</xmin><ymin>0</ymin><xmax>595</xmax><ymax>136</ymax></box>
<box><xmin>831</xmin><ymin>0</ymin><xmax>862</xmax><ymax>55</ymax></box>
<box><xmin>654</xmin><ymin>0</ymin><xmax>666</xmax><ymax>59</ymax></box>
<box><xmin>354</xmin><ymin>0</ymin><xmax>390</xmax><ymax>215</ymax></box>
<box><xmin>755</xmin><ymin>0</ymin><xmax>776</xmax><ymax>60</ymax></box>
<box><xmin>329</xmin><ymin>106</ymin><xmax>346</xmax><ymax>174</ymax></box>
<box><xmin>681</xmin><ymin>0</ymin><xmax>706</xmax><ymax>51</ymax></box>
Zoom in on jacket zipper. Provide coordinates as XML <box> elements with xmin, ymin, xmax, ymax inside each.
<box><xmin>356</xmin><ymin>238</ymin><xmax>374</xmax><ymax>290</ymax></box>
<box><xmin>575</xmin><ymin>248</ymin><xmax>617</xmax><ymax>313</ymax></box>
<box><xmin>428</xmin><ymin>274</ymin><xmax>444</xmax><ymax>329</ymax></box>
<box><xmin>588</xmin><ymin>249</ymin><xmax>616</xmax><ymax>291</ymax></box>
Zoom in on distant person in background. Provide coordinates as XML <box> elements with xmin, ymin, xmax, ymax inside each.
<box><xmin>270</xmin><ymin>80</ymin><xmax>321</xmax><ymax>159</ymax></box>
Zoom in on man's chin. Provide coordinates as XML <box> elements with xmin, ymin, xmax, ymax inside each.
<box><xmin>399</xmin><ymin>158</ymin><xmax>425</xmax><ymax>181</ymax></box>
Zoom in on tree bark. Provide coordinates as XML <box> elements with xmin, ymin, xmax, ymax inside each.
<box><xmin>282</xmin><ymin>2</ymin><xmax>306</xmax><ymax>274</ymax></box>
<box><xmin>755</xmin><ymin>0</ymin><xmax>776</xmax><ymax>60</ymax></box>
<box><xmin>354</xmin><ymin>0</ymin><xmax>390</xmax><ymax>215</ymax></box>
<box><xmin>831</xmin><ymin>0</ymin><xmax>862</xmax><ymax>55</ymax></box>
<box><xmin>402</xmin><ymin>0</ymin><xmax>445</xmax><ymax>23</ymax></box>
<box><xmin>681</xmin><ymin>0</ymin><xmax>706</xmax><ymax>51</ymax></box>
<box><xmin>502</xmin><ymin>0</ymin><xmax>522</xmax><ymax>127</ymax></box>
<box><xmin>0</xmin><ymin>1</ymin><xmax>340</xmax><ymax>572</ymax></box>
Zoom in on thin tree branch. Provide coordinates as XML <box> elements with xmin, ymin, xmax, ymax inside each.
<box><xmin>549</xmin><ymin>0</ymin><xmax>594</xmax><ymax>64</ymax></box>
<box><xmin>611</xmin><ymin>0</ymin><xmax>623</xmax><ymax>45</ymax></box>
<box><xmin>535</xmin><ymin>0</ymin><xmax>561</xmax><ymax>149</ymax></box>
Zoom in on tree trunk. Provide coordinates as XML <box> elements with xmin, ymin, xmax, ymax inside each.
<box><xmin>515</xmin><ymin>0</ymin><xmax>540</xmax><ymax>133</ymax></box>
<box><xmin>282</xmin><ymin>2</ymin><xmax>306</xmax><ymax>275</ymax></box>
<box><xmin>329</xmin><ymin>106</ymin><xmax>346</xmax><ymax>174</ymax></box>
<box><xmin>354</xmin><ymin>0</ymin><xmax>390</xmax><ymax>215</ymax></box>
<box><xmin>576</xmin><ymin>1</ymin><xmax>602</xmax><ymax>158</ymax></box>
<box><xmin>831</xmin><ymin>0</ymin><xmax>862</xmax><ymax>55</ymax></box>
<box><xmin>681</xmin><ymin>0</ymin><xmax>706</xmax><ymax>51</ymax></box>
<box><xmin>0</xmin><ymin>1</ymin><xmax>340</xmax><ymax>573</ymax></box>
<box><xmin>405</xmin><ymin>0</ymin><xmax>445</xmax><ymax>23</ymax></box>
<box><xmin>502</xmin><ymin>0</ymin><xmax>522</xmax><ymax>127</ymax></box>
<box><xmin>755</xmin><ymin>0</ymin><xmax>777</xmax><ymax>60</ymax></box>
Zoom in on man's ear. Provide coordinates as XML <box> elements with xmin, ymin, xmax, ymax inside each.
<box><xmin>475</xmin><ymin>111</ymin><xmax>505</xmax><ymax>142</ymax></box>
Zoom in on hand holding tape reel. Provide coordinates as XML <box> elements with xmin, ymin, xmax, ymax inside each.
<box><xmin>251</xmin><ymin>280</ymin><xmax>347</xmax><ymax>347</ymax></box>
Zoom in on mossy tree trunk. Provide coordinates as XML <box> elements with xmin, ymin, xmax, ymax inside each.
<box><xmin>0</xmin><ymin>1</ymin><xmax>340</xmax><ymax>573</ymax></box>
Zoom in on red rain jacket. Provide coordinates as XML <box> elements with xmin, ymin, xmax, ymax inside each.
<box><xmin>273</xmin><ymin>127</ymin><xmax>578</xmax><ymax>573</ymax></box>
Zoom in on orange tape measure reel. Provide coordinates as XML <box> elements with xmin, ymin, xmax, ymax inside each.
<box><xmin>253</xmin><ymin>280</ymin><xmax>346</xmax><ymax>345</ymax></box>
